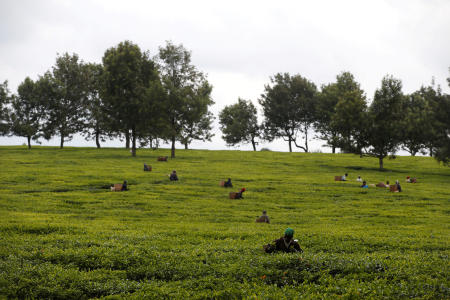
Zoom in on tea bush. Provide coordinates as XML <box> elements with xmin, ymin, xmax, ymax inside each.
<box><xmin>0</xmin><ymin>146</ymin><xmax>448</xmax><ymax>299</ymax></box>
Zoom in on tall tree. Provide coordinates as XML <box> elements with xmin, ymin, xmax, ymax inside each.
<box><xmin>366</xmin><ymin>75</ymin><xmax>404</xmax><ymax>169</ymax></box>
<box><xmin>81</xmin><ymin>63</ymin><xmax>112</xmax><ymax>148</ymax></box>
<box><xmin>259</xmin><ymin>73</ymin><xmax>317</xmax><ymax>152</ymax></box>
<box><xmin>102</xmin><ymin>40</ymin><xmax>162</xmax><ymax>156</ymax></box>
<box><xmin>316</xmin><ymin>72</ymin><xmax>367</xmax><ymax>154</ymax></box>
<box><xmin>9</xmin><ymin>77</ymin><xmax>44</xmax><ymax>148</ymax></box>
<box><xmin>157</xmin><ymin>41</ymin><xmax>214</xmax><ymax>158</ymax></box>
<box><xmin>178</xmin><ymin>82</ymin><xmax>215</xmax><ymax>150</ymax></box>
<box><xmin>330</xmin><ymin>72</ymin><xmax>368</xmax><ymax>154</ymax></box>
<box><xmin>219</xmin><ymin>98</ymin><xmax>261</xmax><ymax>151</ymax></box>
<box><xmin>434</xmin><ymin>69</ymin><xmax>450</xmax><ymax>165</ymax></box>
<box><xmin>315</xmin><ymin>83</ymin><xmax>339</xmax><ymax>153</ymax></box>
<box><xmin>400</xmin><ymin>92</ymin><xmax>433</xmax><ymax>156</ymax></box>
<box><xmin>179</xmin><ymin>112</ymin><xmax>215</xmax><ymax>150</ymax></box>
<box><xmin>0</xmin><ymin>80</ymin><xmax>11</xmax><ymax>135</ymax></box>
<box><xmin>41</xmin><ymin>53</ymin><xmax>88</xmax><ymax>148</ymax></box>
<box><xmin>417</xmin><ymin>84</ymin><xmax>447</xmax><ymax>157</ymax></box>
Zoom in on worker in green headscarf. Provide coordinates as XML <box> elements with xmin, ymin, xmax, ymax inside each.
<box><xmin>263</xmin><ymin>228</ymin><xmax>302</xmax><ymax>253</ymax></box>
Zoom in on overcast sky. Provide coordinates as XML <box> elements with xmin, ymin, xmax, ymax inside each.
<box><xmin>1</xmin><ymin>0</ymin><xmax>449</xmax><ymax>152</ymax></box>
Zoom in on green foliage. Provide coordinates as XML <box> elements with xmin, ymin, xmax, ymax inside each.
<box><xmin>433</xmin><ymin>69</ymin><xmax>450</xmax><ymax>165</ymax></box>
<box><xmin>0</xmin><ymin>147</ymin><xmax>448</xmax><ymax>298</ymax></box>
<box><xmin>9</xmin><ymin>77</ymin><xmax>44</xmax><ymax>149</ymax></box>
<box><xmin>219</xmin><ymin>98</ymin><xmax>261</xmax><ymax>151</ymax></box>
<box><xmin>401</xmin><ymin>92</ymin><xmax>433</xmax><ymax>156</ymax></box>
<box><xmin>415</xmin><ymin>85</ymin><xmax>447</xmax><ymax>157</ymax></box>
<box><xmin>433</xmin><ymin>93</ymin><xmax>450</xmax><ymax>165</ymax></box>
<box><xmin>81</xmin><ymin>63</ymin><xmax>113</xmax><ymax>148</ymax></box>
<box><xmin>259</xmin><ymin>73</ymin><xmax>317</xmax><ymax>152</ymax></box>
<box><xmin>315</xmin><ymin>72</ymin><xmax>367</xmax><ymax>154</ymax></box>
<box><xmin>41</xmin><ymin>53</ymin><xmax>90</xmax><ymax>149</ymax></box>
<box><xmin>330</xmin><ymin>72</ymin><xmax>368</xmax><ymax>154</ymax></box>
<box><xmin>157</xmin><ymin>41</ymin><xmax>214</xmax><ymax>157</ymax></box>
<box><xmin>177</xmin><ymin>85</ymin><xmax>215</xmax><ymax>150</ymax></box>
<box><xmin>0</xmin><ymin>80</ymin><xmax>11</xmax><ymax>135</ymax></box>
<box><xmin>102</xmin><ymin>41</ymin><xmax>163</xmax><ymax>157</ymax></box>
<box><xmin>435</xmin><ymin>137</ymin><xmax>450</xmax><ymax>165</ymax></box>
<box><xmin>315</xmin><ymin>82</ymin><xmax>340</xmax><ymax>153</ymax></box>
<box><xmin>367</xmin><ymin>75</ymin><xmax>404</xmax><ymax>169</ymax></box>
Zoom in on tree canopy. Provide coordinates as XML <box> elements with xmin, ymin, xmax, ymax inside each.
<box><xmin>366</xmin><ymin>75</ymin><xmax>404</xmax><ymax>169</ymax></box>
<box><xmin>259</xmin><ymin>73</ymin><xmax>317</xmax><ymax>152</ymax></box>
<box><xmin>9</xmin><ymin>77</ymin><xmax>44</xmax><ymax>148</ymax></box>
<box><xmin>329</xmin><ymin>72</ymin><xmax>368</xmax><ymax>154</ymax></box>
<box><xmin>219</xmin><ymin>98</ymin><xmax>261</xmax><ymax>151</ymax></box>
<box><xmin>102</xmin><ymin>40</ymin><xmax>162</xmax><ymax>156</ymax></box>
<box><xmin>434</xmin><ymin>70</ymin><xmax>450</xmax><ymax>165</ymax></box>
<box><xmin>40</xmin><ymin>53</ymin><xmax>89</xmax><ymax>148</ymax></box>
<box><xmin>0</xmin><ymin>81</ymin><xmax>11</xmax><ymax>135</ymax></box>
<box><xmin>157</xmin><ymin>41</ymin><xmax>214</xmax><ymax>158</ymax></box>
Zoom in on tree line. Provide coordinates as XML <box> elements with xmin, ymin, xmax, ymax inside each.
<box><xmin>0</xmin><ymin>41</ymin><xmax>214</xmax><ymax>158</ymax></box>
<box><xmin>0</xmin><ymin>41</ymin><xmax>449</xmax><ymax>167</ymax></box>
<box><xmin>219</xmin><ymin>71</ymin><xmax>450</xmax><ymax>168</ymax></box>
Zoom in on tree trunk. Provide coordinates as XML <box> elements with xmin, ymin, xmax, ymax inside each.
<box><xmin>60</xmin><ymin>134</ymin><xmax>64</xmax><ymax>149</ymax></box>
<box><xmin>288</xmin><ymin>137</ymin><xmax>292</xmax><ymax>153</ymax></box>
<box><xmin>429</xmin><ymin>147</ymin><xmax>433</xmax><ymax>157</ymax></box>
<box><xmin>379</xmin><ymin>157</ymin><xmax>384</xmax><ymax>169</ymax></box>
<box><xmin>95</xmin><ymin>126</ymin><xmax>100</xmax><ymax>149</ymax></box>
<box><xmin>184</xmin><ymin>143</ymin><xmax>188</xmax><ymax>150</ymax></box>
<box><xmin>149</xmin><ymin>138</ymin><xmax>153</xmax><ymax>149</ymax></box>
<box><xmin>332</xmin><ymin>146</ymin><xmax>336</xmax><ymax>154</ymax></box>
<box><xmin>251</xmin><ymin>138</ymin><xmax>256</xmax><ymax>151</ymax></box>
<box><xmin>125</xmin><ymin>130</ymin><xmax>130</xmax><ymax>149</ymax></box>
<box><xmin>131</xmin><ymin>127</ymin><xmax>136</xmax><ymax>157</ymax></box>
<box><xmin>304</xmin><ymin>131</ymin><xmax>309</xmax><ymax>153</ymax></box>
<box><xmin>171</xmin><ymin>135</ymin><xmax>176</xmax><ymax>158</ymax></box>
<box><xmin>95</xmin><ymin>135</ymin><xmax>101</xmax><ymax>148</ymax></box>
<box><xmin>27</xmin><ymin>136</ymin><xmax>31</xmax><ymax>149</ymax></box>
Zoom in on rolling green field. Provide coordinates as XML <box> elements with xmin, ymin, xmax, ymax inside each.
<box><xmin>0</xmin><ymin>146</ymin><xmax>449</xmax><ymax>299</ymax></box>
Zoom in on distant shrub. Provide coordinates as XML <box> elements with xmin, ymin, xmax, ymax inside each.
<box><xmin>260</xmin><ymin>148</ymin><xmax>271</xmax><ymax>151</ymax></box>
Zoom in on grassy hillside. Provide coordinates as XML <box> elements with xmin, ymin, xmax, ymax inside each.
<box><xmin>0</xmin><ymin>146</ymin><xmax>448</xmax><ymax>299</ymax></box>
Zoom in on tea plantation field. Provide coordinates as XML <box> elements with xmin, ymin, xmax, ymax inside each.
<box><xmin>0</xmin><ymin>146</ymin><xmax>449</xmax><ymax>299</ymax></box>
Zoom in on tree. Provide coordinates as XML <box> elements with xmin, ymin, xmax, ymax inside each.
<box><xmin>400</xmin><ymin>92</ymin><xmax>433</xmax><ymax>156</ymax></box>
<box><xmin>0</xmin><ymin>80</ymin><xmax>11</xmax><ymax>135</ymax></box>
<box><xmin>102</xmin><ymin>40</ymin><xmax>162</xmax><ymax>156</ymax></box>
<box><xmin>315</xmin><ymin>72</ymin><xmax>367</xmax><ymax>154</ymax></box>
<box><xmin>9</xmin><ymin>77</ymin><xmax>44</xmax><ymax>149</ymax></box>
<box><xmin>179</xmin><ymin>111</ymin><xmax>215</xmax><ymax>150</ymax></box>
<box><xmin>157</xmin><ymin>41</ymin><xmax>214</xmax><ymax>158</ymax></box>
<box><xmin>366</xmin><ymin>75</ymin><xmax>404</xmax><ymax>169</ymax></box>
<box><xmin>259</xmin><ymin>73</ymin><xmax>317</xmax><ymax>152</ymax></box>
<box><xmin>41</xmin><ymin>53</ymin><xmax>88</xmax><ymax>148</ymax></box>
<box><xmin>315</xmin><ymin>83</ymin><xmax>339</xmax><ymax>153</ymax></box>
<box><xmin>81</xmin><ymin>63</ymin><xmax>113</xmax><ymax>148</ymax></box>
<box><xmin>434</xmin><ymin>69</ymin><xmax>450</xmax><ymax>165</ymax></box>
<box><xmin>219</xmin><ymin>98</ymin><xmax>261</xmax><ymax>151</ymax></box>
<box><xmin>416</xmin><ymin>84</ymin><xmax>447</xmax><ymax>157</ymax></box>
<box><xmin>433</xmin><ymin>96</ymin><xmax>450</xmax><ymax>165</ymax></box>
<box><xmin>329</xmin><ymin>72</ymin><xmax>368</xmax><ymax>154</ymax></box>
<box><xmin>0</xmin><ymin>81</ymin><xmax>13</xmax><ymax>136</ymax></box>
<box><xmin>178</xmin><ymin>81</ymin><xmax>215</xmax><ymax>150</ymax></box>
